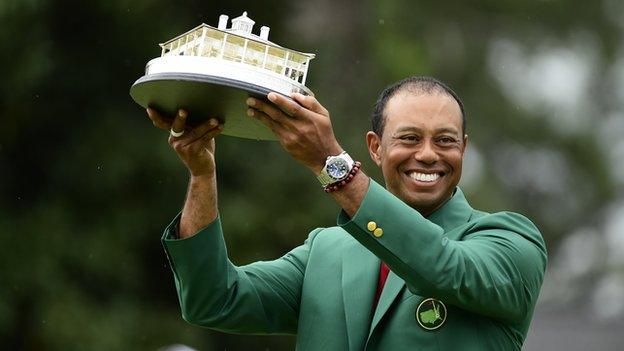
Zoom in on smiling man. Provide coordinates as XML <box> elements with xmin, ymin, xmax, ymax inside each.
<box><xmin>151</xmin><ymin>76</ymin><xmax>547</xmax><ymax>350</ymax></box>
<box><xmin>367</xmin><ymin>82</ymin><xmax>467</xmax><ymax>216</ymax></box>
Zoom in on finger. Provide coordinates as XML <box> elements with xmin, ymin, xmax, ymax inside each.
<box><xmin>170</xmin><ymin>109</ymin><xmax>188</xmax><ymax>135</ymax></box>
<box><xmin>292</xmin><ymin>93</ymin><xmax>329</xmax><ymax>116</ymax></box>
<box><xmin>200</xmin><ymin>123</ymin><xmax>223</xmax><ymax>142</ymax></box>
<box><xmin>146</xmin><ymin>107</ymin><xmax>173</xmax><ymax>130</ymax></box>
<box><xmin>169</xmin><ymin>118</ymin><xmax>219</xmax><ymax>146</ymax></box>
<box><xmin>179</xmin><ymin>118</ymin><xmax>220</xmax><ymax>147</ymax></box>
<box><xmin>188</xmin><ymin>124</ymin><xmax>223</xmax><ymax>152</ymax></box>
<box><xmin>247</xmin><ymin>97</ymin><xmax>293</xmax><ymax>126</ymax></box>
<box><xmin>247</xmin><ymin>108</ymin><xmax>289</xmax><ymax>137</ymax></box>
<box><xmin>267</xmin><ymin>92</ymin><xmax>309</xmax><ymax>119</ymax></box>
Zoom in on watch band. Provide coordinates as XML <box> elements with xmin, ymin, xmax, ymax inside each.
<box><xmin>323</xmin><ymin>161</ymin><xmax>361</xmax><ymax>193</ymax></box>
<box><xmin>317</xmin><ymin>171</ymin><xmax>335</xmax><ymax>186</ymax></box>
<box><xmin>317</xmin><ymin>151</ymin><xmax>355</xmax><ymax>186</ymax></box>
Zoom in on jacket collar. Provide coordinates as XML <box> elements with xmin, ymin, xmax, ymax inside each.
<box><xmin>426</xmin><ymin>187</ymin><xmax>474</xmax><ymax>234</ymax></box>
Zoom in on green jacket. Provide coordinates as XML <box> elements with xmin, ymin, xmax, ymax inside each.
<box><xmin>162</xmin><ymin>180</ymin><xmax>547</xmax><ymax>350</ymax></box>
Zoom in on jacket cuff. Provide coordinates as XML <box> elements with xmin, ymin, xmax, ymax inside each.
<box><xmin>161</xmin><ymin>213</ymin><xmax>225</xmax><ymax>280</ymax></box>
<box><xmin>337</xmin><ymin>179</ymin><xmax>405</xmax><ymax>260</ymax></box>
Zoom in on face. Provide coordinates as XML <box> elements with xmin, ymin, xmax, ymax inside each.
<box><xmin>366</xmin><ymin>91</ymin><xmax>467</xmax><ymax>216</ymax></box>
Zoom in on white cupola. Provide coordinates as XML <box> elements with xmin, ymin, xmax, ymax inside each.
<box><xmin>230</xmin><ymin>11</ymin><xmax>255</xmax><ymax>34</ymax></box>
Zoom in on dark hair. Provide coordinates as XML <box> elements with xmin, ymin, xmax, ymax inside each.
<box><xmin>371</xmin><ymin>76</ymin><xmax>466</xmax><ymax>137</ymax></box>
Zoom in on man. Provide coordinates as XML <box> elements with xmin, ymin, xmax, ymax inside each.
<box><xmin>147</xmin><ymin>76</ymin><xmax>547</xmax><ymax>350</ymax></box>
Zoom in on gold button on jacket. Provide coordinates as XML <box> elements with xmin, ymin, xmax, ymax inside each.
<box><xmin>373</xmin><ymin>228</ymin><xmax>384</xmax><ymax>237</ymax></box>
<box><xmin>367</xmin><ymin>221</ymin><xmax>377</xmax><ymax>231</ymax></box>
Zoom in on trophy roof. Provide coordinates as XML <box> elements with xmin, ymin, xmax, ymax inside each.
<box><xmin>231</xmin><ymin>11</ymin><xmax>255</xmax><ymax>25</ymax></box>
<box><xmin>159</xmin><ymin>11</ymin><xmax>315</xmax><ymax>59</ymax></box>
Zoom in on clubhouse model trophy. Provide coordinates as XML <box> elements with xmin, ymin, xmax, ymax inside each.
<box><xmin>130</xmin><ymin>11</ymin><xmax>316</xmax><ymax>140</ymax></box>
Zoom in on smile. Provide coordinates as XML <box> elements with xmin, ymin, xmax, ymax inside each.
<box><xmin>407</xmin><ymin>171</ymin><xmax>442</xmax><ymax>183</ymax></box>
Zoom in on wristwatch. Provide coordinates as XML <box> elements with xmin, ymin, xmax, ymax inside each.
<box><xmin>317</xmin><ymin>151</ymin><xmax>355</xmax><ymax>186</ymax></box>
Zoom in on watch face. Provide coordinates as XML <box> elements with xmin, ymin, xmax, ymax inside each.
<box><xmin>327</xmin><ymin>158</ymin><xmax>349</xmax><ymax>179</ymax></box>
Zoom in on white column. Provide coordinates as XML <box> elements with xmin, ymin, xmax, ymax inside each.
<box><xmin>241</xmin><ymin>39</ymin><xmax>249</xmax><ymax>63</ymax></box>
<box><xmin>176</xmin><ymin>37</ymin><xmax>183</xmax><ymax>55</ymax></box>
<box><xmin>282</xmin><ymin>51</ymin><xmax>290</xmax><ymax>75</ymax></box>
<box><xmin>219</xmin><ymin>33</ymin><xmax>228</xmax><ymax>59</ymax></box>
<box><xmin>302</xmin><ymin>58</ymin><xmax>310</xmax><ymax>85</ymax></box>
<box><xmin>197</xmin><ymin>27</ymin><xmax>207</xmax><ymax>57</ymax></box>
<box><xmin>262</xmin><ymin>45</ymin><xmax>269</xmax><ymax>68</ymax></box>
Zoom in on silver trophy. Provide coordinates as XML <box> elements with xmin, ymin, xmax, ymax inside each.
<box><xmin>130</xmin><ymin>11</ymin><xmax>315</xmax><ymax>140</ymax></box>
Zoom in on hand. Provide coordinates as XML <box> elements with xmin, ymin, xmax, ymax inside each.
<box><xmin>146</xmin><ymin>108</ymin><xmax>222</xmax><ymax>177</ymax></box>
<box><xmin>246</xmin><ymin>93</ymin><xmax>343</xmax><ymax>174</ymax></box>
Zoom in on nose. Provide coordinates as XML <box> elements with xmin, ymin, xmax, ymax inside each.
<box><xmin>415</xmin><ymin>139</ymin><xmax>439</xmax><ymax>164</ymax></box>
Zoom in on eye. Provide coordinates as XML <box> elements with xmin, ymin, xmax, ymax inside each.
<box><xmin>437</xmin><ymin>136</ymin><xmax>457</xmax><ymax>144</ymax></box>
<box><xmin>399</xmin><ymin>135</ymin><xmax>421</xmax><ymax>143</ymax></box>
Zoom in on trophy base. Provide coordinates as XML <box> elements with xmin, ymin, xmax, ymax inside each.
<box><xmin>130</xmin><ymin>56</ymin><xmax>313</xmax><ymax>141</ymax></box>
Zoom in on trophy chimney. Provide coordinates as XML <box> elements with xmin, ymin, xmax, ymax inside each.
<box><xmin>218</xmin><ymin>15</ymin><xmax>228</xmax><ymax>30</ymax></box>
<box><xmin>260</xmin><ymin>26</ymin><xmax>270</xmax><ymax>40</ymax></box>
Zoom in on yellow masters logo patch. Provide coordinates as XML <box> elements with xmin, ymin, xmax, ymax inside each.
<box><xmin>416</xmin><ymin>298</ymin><xmax>447</xmax><ymax>331</ymax></box>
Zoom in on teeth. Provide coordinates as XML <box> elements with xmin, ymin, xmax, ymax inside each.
<box><xmin>409</xmin><ymin>172</ymin><xmax>440</xmax><ymax>182</ymax></box>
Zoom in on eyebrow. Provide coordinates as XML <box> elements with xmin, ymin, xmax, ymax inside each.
<box><xmin>394</xmin><ymin>126</ymin><xmax>460</xmax><ymax>135</ymax></box>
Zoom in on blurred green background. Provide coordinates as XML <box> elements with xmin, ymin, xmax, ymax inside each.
<box><xmin>2</xmin><ymin>0</ymin><xmax>624</xmax><ymax>349</ymax></box>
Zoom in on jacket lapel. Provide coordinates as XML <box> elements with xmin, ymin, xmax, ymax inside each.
<box><xmin>368</xmin><ymin>270</ymin><xmax>405</xmax><ymax>340</ymax></box>
<box><xmin>342</xmin><ymin>237</ymin><xmax>379</xmax><ymax>351</ymax></box>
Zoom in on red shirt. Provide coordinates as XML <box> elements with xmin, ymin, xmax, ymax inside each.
<box><xmin>373</xmin><ymin>262</ymin><xmax>390</xmax><ymax>309</ymax></box>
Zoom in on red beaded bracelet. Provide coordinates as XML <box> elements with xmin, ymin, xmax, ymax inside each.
<box><xmin>323</xmin><ymin>161</ymin><xmax>362</xmax><ymax>193</ymax></box>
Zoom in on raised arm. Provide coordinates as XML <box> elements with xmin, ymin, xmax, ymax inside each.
<box><xmin>148</xmin><ymin>107</ymin><xmax>312</xmax><ymax>333</ymax></box>
<box><xmin>245</xmin><ymin>93</ymin><xmax>370</xmax><ymax>217</ymax></box>
<box><xmin>339</xmin><ymin>180</ymin><xmax>547</xmax><ymax>323</ymax></box>
<box><xmin>146</xmin><ymin>108</ymin><xmax>221</xmax><ymax>237</ymax></box>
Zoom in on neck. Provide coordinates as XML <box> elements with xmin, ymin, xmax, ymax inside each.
<box><xmin>417</xmin><ymin>192</ymin><xmax>455</xmax><ymax>218</ymax></box>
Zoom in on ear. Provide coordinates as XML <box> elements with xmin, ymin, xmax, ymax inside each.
<box><xmin>461</xmin><ymin>134</ymin><xmax>468</xmax><ymax>156</ymax></box>
<box><xmin>366</xmin><ymin>131</ymin><xmax>382</xmax><ymax>167</ymax></box>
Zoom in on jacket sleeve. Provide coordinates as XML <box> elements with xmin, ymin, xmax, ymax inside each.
<box><xmin>338</xmin><ymin>180</ymin><xmax>547</xmax><ymax>324</ymax></box>
<box><xmin>161</xmin><ymin>213</ymin><xmax>321</xmax><ymax>334</ymax></box>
